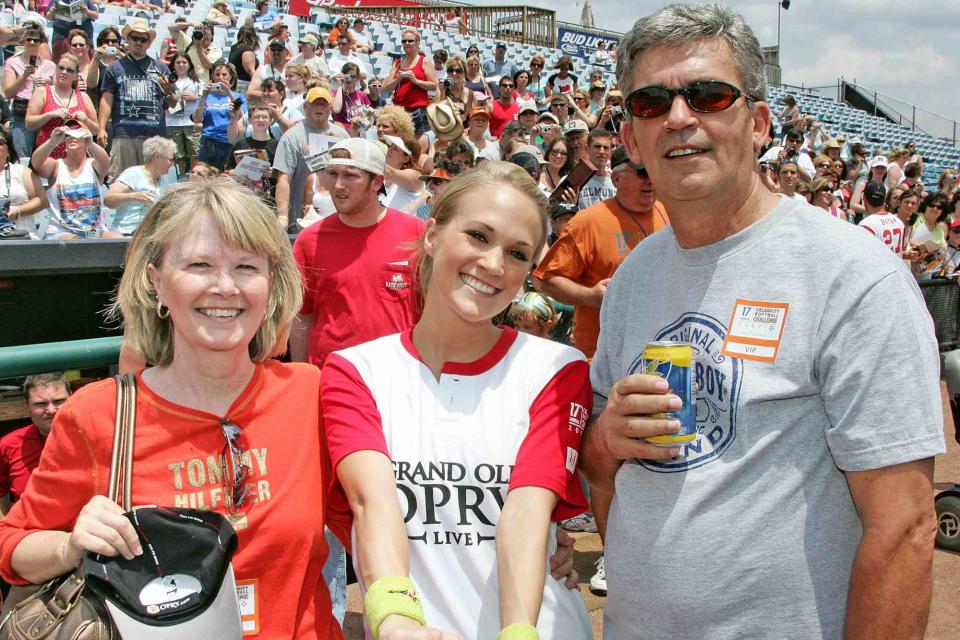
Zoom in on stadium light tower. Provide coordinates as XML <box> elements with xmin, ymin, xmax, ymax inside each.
<box><xmin>776</xmin><ymin>0</ymin><xmax>790</xmax><ymax>59</ymax></box>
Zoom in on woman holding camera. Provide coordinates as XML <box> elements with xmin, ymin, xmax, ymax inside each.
<box><xmin>194</xmin><ymin>61</ymin><xmax>247</xmax><ymax>170</ymax></box>
<box><xmin>85</xmin><ymin>27</ymin><xmax>121</xmax><ymax>108</ymax></box>
<box><xmin>26</xmin><ymin>53</ymin><xmax>99</xmax><ymax>160</ymax></box>
<box><xmin>3</xmin><ymin>27</ymin><xmax>56</xmax><ymax>159</ymax></box>
<box><xmin>331</xmin><ymin>62</ymin><xmax>371</xmax><ymax>136</ymax></box>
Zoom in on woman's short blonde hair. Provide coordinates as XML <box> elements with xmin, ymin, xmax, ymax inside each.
<box><xmin>415</xmin><ymin>161</ymin><xmax>548</xmax><ymax>294</ymax></box>
<box><xmin>529</xmin><ymin>54</ymin><xmax>545</xmax><ymax>68</ymax></box>
<box><xmin>111</xmin><ymin>179</ymin><xmax>302</xmax><ymax>366</ymax></box>
<box><xmin>142</xmin><ymin>136</ymin><xmax>177</xmax><ymax>163</ymax></box>
<box><xmin>376</xmin><ymin>105</ymin><xmax>415</xmax><ymax>141</ymax></box>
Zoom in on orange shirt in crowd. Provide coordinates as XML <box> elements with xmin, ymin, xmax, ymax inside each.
<box><xmin>0</xmin><ymin>361</ymin><xmax>349</xmax><ymax>640</ymax></box>
<box><xmin>534</xmin><ymin>197</ymin><xmax>669</xmax><ymax>359</ymax></box>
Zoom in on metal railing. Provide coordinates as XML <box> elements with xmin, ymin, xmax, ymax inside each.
<box><xmin>840</xmin><ymin>79</ymin><xmax>959</xmax><ymax>147</ymax></box>
<box><xmin>0</xmin><ymin>337</ymin><xmax>122</xmax><ymax>380</ymax></box>
<box><xmin>326</xmin><ymin>4</ymin><xmax>557</xmax><ymax>48</ymax></box>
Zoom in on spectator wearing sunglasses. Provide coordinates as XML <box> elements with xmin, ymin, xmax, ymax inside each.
<box><xmin>489</xmin><ymin>77</ymin><xmax>519</xmax><ymax>138</ymax></box>
<box><xmin>26</xmin><ymin>53</ymin><xmax>100</xmax><ymax>159</ymax></box>
<box><xmin>482</xmin><ymin>41</ymin><xmax>517</xmax><ymax>100</ymax></box>
<box><xmin>247</xmin><ymin>39</ymin><xmax>290</xmax><ymax>103</ymax></box>
<box><xmin>0</xmin><ymin>180</ymin><xmax>352</xmax><ymax>640</ymax></box>
<box><xmin>528</xmin><ymin>54</ymin><xmax>548</xmax><ymax>105</ymax></box>
<box><xmin>583</xmin><ymin>6</ymin><xmax>943</xmax><ymax>640</ymax></box>
<box><xmin>3</xmin><ymin>28</ymin><xmax>56</xmax><ymax>160</ymax></box>
<box><xmin>327</xmin><ymin>34</ymin><xmax>370</xmax><ymax>87</ymax></box>
<box><xmin>383</xmin><ymin>29</ymin><xmax>435</xmax><ymax>137</ymax></box>
<box><xmin>46</xmin><ymin>0</ymin><xmax>98</xmax><ymax>63</ymax></box>
<box><xmin>86</xmin><ymin>27</ymin><xmax>122</xmax><ymax>109</ymax></box>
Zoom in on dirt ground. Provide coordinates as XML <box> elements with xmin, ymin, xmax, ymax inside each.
<box><xmin>343</xmin><ymin>382</ymin><xmax>960</xmax><ymax>638</ymax></box>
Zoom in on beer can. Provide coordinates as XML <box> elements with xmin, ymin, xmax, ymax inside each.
<box><xmin>641</xmin><ymin>341</ymin><xmax>697</xmax><ymax>447</ymax></box>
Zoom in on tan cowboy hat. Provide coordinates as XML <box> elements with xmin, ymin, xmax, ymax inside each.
<box><xmin>122</xmin><ymin>18</ymin><xmax>156</xmax><ymax>42</ymax></box>
<box><xmin>426</xmin><ymin>100</ymin><xmax>464</xmax><ymax>143</ymax></box>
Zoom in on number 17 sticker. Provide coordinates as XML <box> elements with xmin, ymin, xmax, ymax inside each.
<box><xmin>720</xmin><ymin>299</ymin><xmax>789</xmax><ymax>363</ymax></box>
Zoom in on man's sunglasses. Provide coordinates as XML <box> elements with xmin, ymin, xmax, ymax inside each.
<box><xmin>500</xmin><ymin>83</ymin><xmax>514</xmax><ymax>89</ymax></box>
<box><xmin>625</xmin><ymin>80</ymin><xmax>752</xmax><ymax>119</ymax></box>
<box><xmin>128</xmin><ymin>35</ymin><xmax>149</xmax><ymax>44</ymax></box>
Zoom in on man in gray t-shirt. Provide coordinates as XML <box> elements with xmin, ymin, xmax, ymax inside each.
<box><xmin>581</xmin><ymin>6</ymin><xmax>945</xmax><ymax>640</ymax></box>
<box><xmin>273</xmin><ymin>86</ymin><xmax>348</xmax><ymax>231</ymax></box>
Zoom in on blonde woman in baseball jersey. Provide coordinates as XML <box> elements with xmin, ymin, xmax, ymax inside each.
<box><xmin>321</xmin><ymin>162</ymin><xmax>592</xmax><ymax>640</ymax></box>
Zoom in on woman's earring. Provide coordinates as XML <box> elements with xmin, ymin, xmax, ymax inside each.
<box><xmin>156</xmin><ymin>299</ymin><xmax>170</xmax><ymax>319</ymax></box>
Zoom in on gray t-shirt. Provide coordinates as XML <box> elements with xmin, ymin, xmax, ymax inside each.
<box><xmin>578</xmin><ymin>174</ymin><xmax>615</xmax><ymax>210</ymax></box>
<box><xmin>592</xmin><ymin>196</ymin><xmax>945</xmax><ymax>639</ymax></box>
<box><xmin>273</xmin><ymin>120</ymin><xmax>348</xmax><ymax>227</ymax></box>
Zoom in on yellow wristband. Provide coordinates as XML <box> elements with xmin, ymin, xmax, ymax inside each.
<box><xmin>497</xmin><ymin>623</ymin><xmax>539</xmax><ymax>640</ymax></box>
<box><xmin>363</xmin><ymin>575</ymin><xmax>426</xmax><ymax>640</ymax></box>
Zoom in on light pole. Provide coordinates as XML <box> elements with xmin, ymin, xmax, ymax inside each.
<box><xmin>777</xmin><ymin>0</ymin><xmax>790</xmax><ymax>62</ymax></box>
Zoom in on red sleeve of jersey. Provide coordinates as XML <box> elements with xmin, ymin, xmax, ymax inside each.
<box><xmin>292</xmin><ymin>229</ymin><xmax>317</xmax><ymax>316</ymax></box>
<box><xmin>320</xmin><ymin>353</ymin><xmax>391</xmax><ymax>472</ymax></box>
<box><xmin>860</xmin><ymin>224</ymin><xmax>876</xmax><ymax>236</ymax></box>
<box><xmin>509</xmin><ymin>360</ymin><xmax>590</xmax><ymax>521</ymax></box>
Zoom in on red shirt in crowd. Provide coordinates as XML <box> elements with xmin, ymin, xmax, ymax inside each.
<box><xmin>490</xmin><ymin>99</ymin><xmax>520</xmax><ymax>138</ymax></box>
<box><xmin>292</xmin><ymin>208</ymin><xmax>425</xmax><ymax>368</ymax></box>
<box><xmin>0</xmin><ymin>363</ymin><xmax>350</xmax><ymax>640</ymax></box>
<box><xmin>0</xmin><ymin>424</ymin><xmax>45</xmax><ymax>502</ymax></box>
<box><xmin>392</xmin><ymin>54</ymin><xmax>430</xmax><ymax>110</ymax></box>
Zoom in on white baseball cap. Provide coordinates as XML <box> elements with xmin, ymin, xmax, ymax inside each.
<box><xmin>327</xmin><ymin>138</ymin><xmax>386</xmax><ymax>175</ymax></box>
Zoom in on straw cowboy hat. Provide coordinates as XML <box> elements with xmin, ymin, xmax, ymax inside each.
<box><xmin>426</xmin><ymin>100</ymin><xmax>464</xmax><ymax>142</ymax></box>
<box><xmin>122</xmin><ymin>18</ymin><xmax>157</xmax><ymax>42</ymax></box>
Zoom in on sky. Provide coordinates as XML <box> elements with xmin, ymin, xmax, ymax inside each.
<box><xmin>465</xmin><ymin>0</ymin><xmax>960</xmax><ymax>141</ymax></box>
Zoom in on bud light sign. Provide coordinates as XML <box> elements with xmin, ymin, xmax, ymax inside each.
<box><xmin>557</xmin><ymin>26</ymin><xmax>619</xmax><ymax>59</ymax></box>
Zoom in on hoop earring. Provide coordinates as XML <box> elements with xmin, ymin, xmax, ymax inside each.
<box><xmin>156</xmin><ymin>299</ymin><xmax>170</xmax><ymax>319</ymax></box>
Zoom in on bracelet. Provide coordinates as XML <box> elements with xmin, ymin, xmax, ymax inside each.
<box><xmin>363</xmin><ymin>576</ymin><xmax>426</xmax><ymax>640</ymax></box>
<box><xmin>497</xmin><ymin>623</ymin><xmax>539</xmax><ymax>640</ymax></box>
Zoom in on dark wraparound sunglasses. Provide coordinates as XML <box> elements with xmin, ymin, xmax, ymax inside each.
<box><xmin>128</xmin><ymin>35</ymin><xmax>149</xmax><ymax>43</ymax></box>
<box><xmin>625</xmin><ymin>80</ymin><xmax>753</xmax><ymax>119</ymax></box>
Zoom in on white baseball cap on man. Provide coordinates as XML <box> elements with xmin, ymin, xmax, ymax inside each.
<box><xmin>327</xmin><ymin>138</ymin><xmax>386</xmax><ymax>175</ymax></box>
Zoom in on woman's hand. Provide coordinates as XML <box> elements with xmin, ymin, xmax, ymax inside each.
<box><xmin>50</xmin><ymin>127</ymin><xmax>67</xmax><ymax>144</ymax></box>
<box><xmin>549</xmin><ymin>528</ymin><xmax>579</xmax><ymax>589</ymax></box>
<box><xmin>63</xmin><ymin>495</ymin><xmax>142</xmax><ymax>569</ymax></box>
<box><xmin>379</xmin><ymin>615</ymin><xmax>460</xmax><ymax>640</ymax></box>
<box><xmin>131</xmin><ymin>191</ymin><xmax>157</xmax><ymax>205</ymax></box>
<box><xmin>22</xmin><ymin>62</ymin><xmax>36</xmax><ymax>77</ymax></box>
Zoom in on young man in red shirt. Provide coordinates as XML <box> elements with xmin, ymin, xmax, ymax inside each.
<box><xmin>489</xmin><ymin>77</ymin><xmax>520</xmax><ymax>139</ymax></box>
<box><xmin>0</xmin><ymin>373</ymin><xmax>70</xmax><ymax>515</ymax></box>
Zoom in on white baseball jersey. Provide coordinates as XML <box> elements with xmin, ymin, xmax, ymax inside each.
<box><xmin>322</xmin><ymin>328</ymin><xmax>592</xmax><ymax>639</ymax></box>
<box><xmin>858</xmin><ymin>212</ymin><xmax>905</xmax><ymax>256</ymax></box>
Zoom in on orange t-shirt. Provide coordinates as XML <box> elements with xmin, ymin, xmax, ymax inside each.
<box><xmin>534</xmin><ymin>197</ymin><xmax>669</xmax><ymax>359</ymax></box>
<box><xmin>0</xmin><ymin>361</ymin><xmax>349</xmax><ymax>640</ymax></box>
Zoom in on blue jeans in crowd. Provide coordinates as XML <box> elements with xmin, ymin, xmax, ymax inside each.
<box><xmin>10</xmin><ymin>114</ymin><xmax>35</xmax><ymax>161</ymax></box>
<box><xmin>323</xmin><ymin>528</ymin><xmax>347</xmax><ymax>624</ymax></box>
<box><xmin>198</xmin><ymin>136</ymin><xmax>234</xmax><ymax>171</ymax></box>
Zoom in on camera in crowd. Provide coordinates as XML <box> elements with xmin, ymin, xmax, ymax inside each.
<box><xmin>442</xmin><ymin>78</ymin><xmax>451</xmax><ymax>89</ymax></box>
<box><xmin>192</xmin><ymin>28</ymin><xmax>205</xmax><ymax>40</ymax></box>
<box><xmin>784</xmin><ymin>147</ymin><xmax>798</xmax><ymax>158</ymax></box>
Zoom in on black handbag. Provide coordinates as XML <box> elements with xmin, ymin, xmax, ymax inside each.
<box><xmin>0</xmin><ymin>374</ymin><xmax>137</xmax><ymax>640</ymax></box>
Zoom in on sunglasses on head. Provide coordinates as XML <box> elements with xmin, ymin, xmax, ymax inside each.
<box><xmin>625</xmin><ymin>80</ymin><xmax>752</xmax><ymax>119</ymax></box>
<box><xmin>128</xmin><ymin>34</ymin><xmax>149</xmax><ymax>43</ymax></box>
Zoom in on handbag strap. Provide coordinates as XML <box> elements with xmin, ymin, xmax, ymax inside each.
<box><xmin>106</xmin><ymin>374</ymin><xmax>136</xmax><ymax>512</ymax></box>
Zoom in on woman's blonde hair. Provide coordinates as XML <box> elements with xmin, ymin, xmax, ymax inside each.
<box><xmin>110</xmin><ymin>180</ymin><xmax>302</xmax><ymax>366</ymax></box>
<box><xmin>284</xmin><ymin>63</ymin><xmax>312</xmax><ymax>82</ymax></box>
<box><xmin>415</xmin><ymin>161</ymin><xmax>548</xmax><ymax>294</ymax></box>
<box><xmin>376</xmin><ymin>105</ymin><xmax>415</xmax><ymax>141</ymax></box>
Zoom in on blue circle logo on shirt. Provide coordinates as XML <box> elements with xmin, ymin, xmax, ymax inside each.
<box><xmin>627</xmin><ymin>312</ymin><xmax>743</xmax><ymax>473</ymax></box>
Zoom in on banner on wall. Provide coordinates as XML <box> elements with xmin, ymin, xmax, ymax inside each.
<box><xmin>289</xmin><ymin>0</ymin><xmax>423</xmax><ymax>18</ymax></box>
<box><xmin>556</xmin><ymin>26</ymin><xmax>619</xmax><ymax>59</ymax></box>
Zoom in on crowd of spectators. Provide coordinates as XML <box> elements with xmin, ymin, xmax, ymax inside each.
<box><xmin>0</xmin><ymin>4</ymin><xmax>640</xmax><ymax>240</ymax></box>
